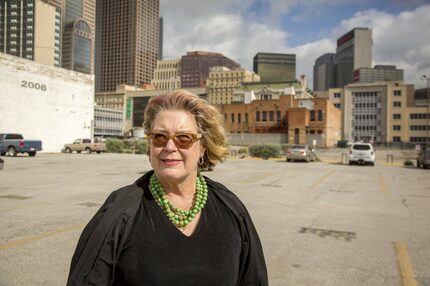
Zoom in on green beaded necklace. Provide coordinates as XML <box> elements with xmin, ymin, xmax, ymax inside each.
<box><xmin>149</xmin><ymin>174</ymin><xmax>208</xmax><ymax>229</ymax></box>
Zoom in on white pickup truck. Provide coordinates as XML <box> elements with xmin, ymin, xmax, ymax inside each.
<box><xmin>62</xmin><ymin>138</ymin><xmax>106</xmax><ymax>154</ymax></box>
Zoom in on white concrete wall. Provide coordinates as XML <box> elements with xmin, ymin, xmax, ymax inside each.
<box><xmin>0</xmin><ymin>53</ymin><xmax>94</xmax><ymax>152</ymax></box>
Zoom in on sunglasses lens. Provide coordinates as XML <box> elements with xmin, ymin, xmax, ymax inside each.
<box><xmin>151</xmin><ymin>133</ymin><xmax>168</xmax><ymax>147</ymax></box>
<box><xmin>149</xmin><ymin>133</ymin><xmax>198</xmax><ymax>149</ymax></box>
<box><xmin>175</xmin><ymin>134</ymin><xmax>194</xmax><ymax>148</ymax></box>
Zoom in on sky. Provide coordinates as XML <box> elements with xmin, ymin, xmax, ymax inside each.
<box><xmin>159</xmin><ymin>0</ymin><xmax>430</xmax><ymax>89</ymax></box>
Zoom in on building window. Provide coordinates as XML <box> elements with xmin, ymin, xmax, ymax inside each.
<box><xmin>310</xmin><ymin>110</ymin><xmax>315</xmax><ymax>121</ymax></box>
<box><xmin>276</xmin><ymin>111</ymin><xmax>281</xmax><ymax>122</ymax></box>
<box><xmin>256</xmin><ymin>111</ymin><xmax>260</xmax><ymax>121</ymax></box>
<box><xmin>334</xmin><ymin>93</ymin><xmax>341</xmax><ymax>98</ymax></box>
<box><xmin>231</xmin><ymin>113</ymin><xmax>234</xmax><ymax>123</ymax></box>
<box><xmin>393</xmin><ymin>101</ymin><xmax>401</xmax><ymax>107</ymax></box>
<box><xmin>394</xmin><ymin>90</ymin><xmax>401</xmax><ymax>96</ymax></box>
<box><xmin>269</xmin><ymin>111</ymin><xmax>274</xmax><ymax>121</ymax></box>
<box><xmin>238</xmin><ymin>113</ymin><xmax>241</xmax><ymax>123</ymax></box>
<box><xmin>245</xmin><ymin>113</ymin><xmax>248</xmax><ymax>123</ymax></box>
<box><xmin>393</xmin><ymin>136</ymin><xmax>401</xmax><ymax>142</ymax></box>
<box><xmin>393</xmin><ymin>125</ymin><xmax>401</xmax><ymax>131</ymax></box>
<box><xmin>334</xmin><ymin>103</ymin><xmax>341</xmax><ymax>109</ymax></box>
<box><xmin>262</xmin><ymin>111</ymin><xmax>267</xmax><ymax>122</ymax></box>
<box><xmin>393</xmin><ymin>114</ymin><xmax>401</xmax><ymax>120</ymax></box>
<box><xmin>410</xmin><ymin>137</ymin><xmax>428</xmax><ymax>142</ymax></box>
<box><xmin>410</xmin><ymin>113</ymin><xmax>430</xmax><ymax>119</ymax></box>
<box><xmin>410</xmin><ymin>125</ymin><xmax>430</xmax><ymax>131</ymax></box>
<box><xmin>318</xmin><ymin>110</ymin><xmax>324</xmax><ymax>121</ymax></box>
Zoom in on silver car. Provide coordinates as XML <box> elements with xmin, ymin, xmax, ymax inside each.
<box><xmin>286</xmin><ymin>145</ymin><xmax>316</xmax><ymax>162</ymax></box>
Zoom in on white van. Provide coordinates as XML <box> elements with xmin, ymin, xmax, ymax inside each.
<box><xmin>348</xmin><ymin>143</ymin><xmax>375</xmax><ymax>166</ymax></box>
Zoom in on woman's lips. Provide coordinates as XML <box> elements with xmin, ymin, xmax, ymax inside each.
<box><xmin>162</xmin><ymin>159</ymin><xmax>181</xmax><ymax>166</ymax></box>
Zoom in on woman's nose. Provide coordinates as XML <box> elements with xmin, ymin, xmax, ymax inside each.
<box><xmin>164</xmin><ymin>138</ymin><xmax>177</xmax><ymax>151</ymax></box>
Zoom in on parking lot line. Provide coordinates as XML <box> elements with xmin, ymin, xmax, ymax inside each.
<box><xmin>310</xmin><ymin>171</ymin><xmax>334</xmax><ymax>189</ymax></box>
<box><xmin>384</xmin><ymin>163</ymin><xmax>403</xmax><ymax>167</ymax></box>
<box><xmin>393</xmin><ymin>242</ymin><xmax>418</xmax><ymax>286</ymax></box>
<box><xmin>379</xmin><ymin>174</ymin><xmax>388</xmax><ymax>192</ymax></box>
<box><xmin>0</xmin><ymin>223</ymin><xmax>85</xmax><ymax>251</ymax></box>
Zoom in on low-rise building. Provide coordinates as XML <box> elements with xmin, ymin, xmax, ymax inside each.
<box><xmin>0</xmin><ymin>52</ymin><xmax>94</xmax><ymax>152</ymax></box>
<box><xmin>320</xmin><ymin>81</ymin><xmax>429</xmax><ymax>144</ymax></box>
<box><xmin>353</xmin><ymin>65</ymin><xmax>404</xmax><ymax>83</ymax></box>
<box><xmin>94</xmin><ymin>106</ymin><xmax>123</xmax><ymax>137</ymax></box>
<box><xmin>222</xmin><ymin>94</ymin><xmax>341</xmax><ymax>147</ymax></box>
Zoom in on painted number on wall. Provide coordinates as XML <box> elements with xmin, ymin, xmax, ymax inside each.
<box><xmin>21</xmin><ymin>80</ymin><xmax>47</xmax><ymax>91</ymax></box>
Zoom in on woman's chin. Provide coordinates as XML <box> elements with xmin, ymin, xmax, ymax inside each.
<box><xmin>155</xmin><ymin>167</ymin><xmax>196</xmax><ymax>182</ymax></box>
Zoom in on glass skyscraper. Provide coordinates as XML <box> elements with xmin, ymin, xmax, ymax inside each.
<box><xmin>0</xmin><ymin>0</ymin><xmax>62</xmax><ymax>66</ymax></box>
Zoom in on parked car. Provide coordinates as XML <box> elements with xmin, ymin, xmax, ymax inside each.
<box><xmin>0</xmin><ymin>158</ymin><xmax>4</xmax><ymax>170</ymax></box>
<box><xmin>62</xmin><ymin>138</ymin><xmax>106</xmax><ymax>154</ymax></box>
<box><xmin>348</xmin><ymin>142</ymin><xmax>375</xmax><ymax>166</ymax></box>
<box><xmin>416</xmin><ymin>145</ymin><xmax>430</xmax><ymax>169</ymax></box>
<box><xmin>286</xmin><ymin>145</ymin><xmax>316</xmax><ymax>162</ymax></box>
<box><xmin>0</xmin><ymin>133</ymin><xmax>43</xmax><ymax>157</ymax></box>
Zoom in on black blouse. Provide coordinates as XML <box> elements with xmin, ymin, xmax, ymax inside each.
<box><xmin>113</xmin><ymin>184</ymin><xmax>242</xmax><ymax>286</ymax></box>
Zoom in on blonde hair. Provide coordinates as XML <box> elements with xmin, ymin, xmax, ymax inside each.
<box><xmin>143</xmin><ymin>90</ymin><xmax>229</xmax><ymax>169</ymax></box>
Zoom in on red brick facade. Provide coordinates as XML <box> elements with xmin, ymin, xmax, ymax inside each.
<box><xmin>222</xmin><ymin>95</ymin><xmax>341</xmax><ymax>146</ymax></box>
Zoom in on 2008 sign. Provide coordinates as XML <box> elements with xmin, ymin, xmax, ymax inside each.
<box><xmin>21</xmin><ymin>80</ymin><xmax>47</xmax><ymax>91</ymax></box>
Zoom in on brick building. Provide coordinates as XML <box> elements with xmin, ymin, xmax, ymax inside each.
<box><xmin>222</xmin><ymin>95</ymin><xmax>341</xmax><ymax>147</ymax></box>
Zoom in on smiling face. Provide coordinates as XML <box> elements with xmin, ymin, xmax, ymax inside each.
<box><xmin>149</xmin><ymin>110</ymin><xmax>204</xmax><ymax>185</ymax></box>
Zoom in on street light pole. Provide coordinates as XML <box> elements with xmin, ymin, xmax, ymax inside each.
<box><xmin>421</xmin><ymin>75</ymin><xmax>430</xmax><ymax>147</ymax></box>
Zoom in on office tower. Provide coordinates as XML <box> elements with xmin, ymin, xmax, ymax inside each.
<box><xmin>207</xmin><ymin>67</ymin><xmax>260</xmax><ymax>105</ymax></box>
<box><xmin>335</xmin><ymin>27</ymin><xmax>372</xmax><ymax>88</ymax></box>
<box><xmin>253</xmin><ymin>52</ymin><xmax>296</xmax><ymax>83</ymax></box>
<box><xmin>159</xmin><ymin>17</ymin><xmax>163</xmax><ymax>60</ymax></box>
<box><xmin>60</xmin><ymin>0</ymin><xmax>95</xmax><ymax>74</ymax></box>
<box><xmin>180</xmin><ymin>51</ymin><xmax>240</xmax><ymax>88</ymax></box>
<box><xmin>0</xmin><ymin>0</ymin><xmax>61</xmax><ymax>66</ymax></box>
<box><xmin>313</xmin><ymin>53</ymin><xmax>336</xmax><ymax>91</ymax></box>
<box><xmin>95</xmin><ymin>0</ymin><xmax>160</xmax><ymax>92</ymax></box>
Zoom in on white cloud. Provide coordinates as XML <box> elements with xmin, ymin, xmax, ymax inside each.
<box><xmin>160</xmin><ymin>1</ymin><xmax>430</xmax><ymax>89</ymax></box>
<box><xmin>162</xmin><ymin>13</ymin><xmax>289</xmax><ymax>69</ymax></box>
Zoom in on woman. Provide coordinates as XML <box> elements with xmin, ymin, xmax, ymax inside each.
<box><xmin>67</xmin><ymin>90</ymin><xmax>268</xmax><ymax>286</ymax></box>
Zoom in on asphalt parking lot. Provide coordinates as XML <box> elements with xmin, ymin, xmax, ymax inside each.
<box><xmin>0</xmin><ymin>150</ymin><xmax>429</xmax><ymax>286</ymax></box>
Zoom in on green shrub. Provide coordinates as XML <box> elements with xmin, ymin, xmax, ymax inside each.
<box><xmin>106</xmin><ymin>138</ymin><xmax>124</xmax><ymax>153</ymax></box>
<box><xmin>404</xmin><ymin>160</ymin><xmax>414</xmax><ymax>166</ymax></box>
<box><xmin>135</xmin><ymin>139</ymin><xmax>149</xmax><ymax>154</ymax></box>
<box><xmin>238</xmin><ymin>147</ymin><xmax>248</xmax><ymax>154</ymax></box>
<box><xmin>249</xmin><ymin>144</ymin><xmax>281</xmax><ymax>159</ymax></box>
<box><xmin>123</xmin><ymin>139</ymin><xmax>134</xmax><ymax>150</ymax></box>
